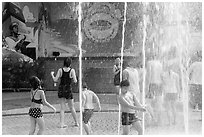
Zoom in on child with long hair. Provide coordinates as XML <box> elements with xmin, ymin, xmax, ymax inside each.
<box><xmin>28</xmin><ymin>76</ymin><xmax>56</xmax><ymax>135</ymax></box>
<box><xmin>51</xmin><ymin>57</ymin><xmax>79</xmax><ymax>128</ymax></box>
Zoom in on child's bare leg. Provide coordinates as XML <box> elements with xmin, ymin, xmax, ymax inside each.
<box><xmin>29</xmin><ymin>116</ymin><xmax>36</xmax><ymax>135</ymax></box>
<box><xmin>133</xmin><ymin>121</ymin><xmax>143</xmax><ymax>135</ymax></box>
<box><xmin>157</xmin><ymin>97</ymin><xmax>163</xmax><ymax>125</ymax></box>
<box><xmin>166</xmin><ymin>102</ymin><xmax>172</xmax><ymax>125</ymax></box>
<box><xmin>171</xmin><ymin>101</ymin><xmax>177</xmax><ymax>125</ymax></box>
<box><xmin>36</xmin><ymin>117</ymin><xmax>45</xmax><ymax>135</ymax></box>
<box><xmin>59</xmin><ymin>98</ymin><xmax>67</xmax><ymax>128</ymax></box>
<box><xmin>88</xmin><ymin>121</ymin><xmax>92</xmax><ymax>133</ymax></box>
<box><xmin>67</xmin><ymin>99</ymin><xmax>78</xmax><ymax>126</ymax></box>
<box><xmin>83</xmin><ymin>122</ymin><xmax>90</xmax><ymax>135</ymax></box>
<box><xmin>122</xmin><ymin>125</ymin><xmax>130</xmax><ymax>135</ymax></box>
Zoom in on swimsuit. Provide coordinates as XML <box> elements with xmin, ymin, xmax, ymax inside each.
<box><xmin>29</xmin><ymin>108</ymin><xmax>43</xmax><ymax>118</ymax></box>
<box><xmin>164</xmin><ymin>93</ymin><xmax>178</xmax><ymax>101</ymax></box>
<box><xmin>147</xmin><ymin>83</ymin><xmax>162</xmax><ymax>98</ymax></box>
<box><xmin>114</xmin><ymin>66</ymin><xmax>120</xmax><ymax>86</ymax></box>
<box><xmin>31</xmin><ymin>89</ymin><xmax>43</xmax><ymax>104</ymax></box>
<box><xmin>83</xmin><ymin>109</ymin><xmax>94</xmax><ymax>124</ymax></box>
<box><xmin>121</xmin><ymin>112</ymin><xmax>141</xmax><ymax>125</ymax></box>
<box><xmin>58</xmin><ymin>68</ymin><xmax>73</xmax><ymax>99</ymax></box>
<box><xmin>29</xmin><ymin>89</ymin><xmax>43</xmax><ymax>118</ymax></box>
<box><xmin>189</xmin><ymin>84</ymin><xmax>202</xmax><ymax>109</ymax></box>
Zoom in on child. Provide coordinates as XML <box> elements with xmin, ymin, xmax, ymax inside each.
<box><xmin>118</xmin><ymin>80</ymin><xmax>146</xmax><ymax>135</ymax></box>
<box><xmin>82</xmin><ymin>82</ymin><xmax>101</xmax><ymax>135</ymax></box>
<box><xmin>162</xmin><ymin>68</ymin><xmax>180</xmax><ymax>125</ymax></box>
<box><xmin>113</xmin><ymin>57</ymin><xmax>121</xmax><ymax>94</ymax></box>
<box><xmin>51</xmin><ymin>57</ymin><xmax>79</xmax><ymax>128</ymax></box>
<box><xmin>28</xmin><ymin>76</ymin><xmax>56</xmax><ymax>135</ymax></box>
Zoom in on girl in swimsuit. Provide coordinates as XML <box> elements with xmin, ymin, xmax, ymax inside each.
<box><xmin>28</xmin><ymin>76</ymin><xmax>56</xmax><ymax>135</ymax></box>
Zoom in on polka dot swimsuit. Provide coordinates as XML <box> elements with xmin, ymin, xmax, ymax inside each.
<box><xmin>29</xmin><ymin>108</ymin><xmax>43</xmax><ymax>118</ymax></box>
<box><xmin>28</xmin><ymin>89</ymin><xmax>43</xmax><ymax>118</ymax></box>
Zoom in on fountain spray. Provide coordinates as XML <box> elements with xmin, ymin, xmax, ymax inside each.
<box><xmin>78</xmin><ymin>2</ymin><xmax>83</xmax><ymax>135</ymax></box>
<box><xmin>118</xmin><ymin>2</ymin><xmax>127</xmax><ymax>135</ymax></box>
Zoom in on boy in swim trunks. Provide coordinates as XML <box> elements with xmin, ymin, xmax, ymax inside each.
<box><xmin>118</xmin><ymin>80</ymin><xmax>146</xmax><ymax>135</ymax></box>
<box><xmin>82</xmin><ymin>82</ymin><xmax>101</xmax><ymax>135</ymax></box>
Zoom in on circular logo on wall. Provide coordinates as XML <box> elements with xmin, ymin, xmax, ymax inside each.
<box><xmin>83</xmin><ymin>3</ymin><xmax>121</xmax><ymax>43</ymax></box>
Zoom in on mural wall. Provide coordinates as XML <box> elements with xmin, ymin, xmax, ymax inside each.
<box><xmin>3</xmin><ymin>2</ymin><xmax>141</xmax><ymax>59</ymax></box>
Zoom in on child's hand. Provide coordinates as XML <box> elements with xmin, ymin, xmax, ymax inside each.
<box><xmin>51</xmin><ymin>71</ymin><xmax>54</xmax><ymax>75</ymax></box>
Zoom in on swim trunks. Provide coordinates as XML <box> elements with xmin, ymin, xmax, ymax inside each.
<box><xmin>83</xmin><ymin>109</ymin><xmax>94</xmax><ymax>124</ymax></box>
<box><xmin>58</xmin><ymin>85</ymin><xmax>73</xmax><ymax>99</ymax></box>
<box><xmin>147</xmin><ymin>83</ymin><xmax>162</xmax><ymax>98</ymax></box>
<box><xmin>164</xmin><ymin>93</ymin><xmax>178</xmax><ymax>102</ymax></box>
<box><xmin>121</xmin><ymin>112</ymin><xmax>141</xmax><ymax>125</ymax></box>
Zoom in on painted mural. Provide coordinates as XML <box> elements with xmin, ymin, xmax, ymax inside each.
<box><xmin>3</xmin><ymin>2</ymin><xmax>141</xmax><ymax>58</ymax></box>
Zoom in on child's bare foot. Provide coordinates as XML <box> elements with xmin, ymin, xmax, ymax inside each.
<box><xmin>58</xmin><ymin>124</ymin><xmax>68</xmax><ymax>128</ymax></box>
<box><xmin>72</xmin><ymin>123</ymin><xmax>79</xmax><ymax>127</ymax></box>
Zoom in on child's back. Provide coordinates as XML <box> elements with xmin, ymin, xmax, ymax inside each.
<box><xmin>83</xmin><ymin>89</ymin><xmax>95</xmax><ymax>109</ymax></box>
<box><xmin>120</xmin><ymin>91</ymin><xmax>136</xmax><ymax>114</ymax></box>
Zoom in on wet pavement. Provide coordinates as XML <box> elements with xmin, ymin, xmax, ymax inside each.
<box><xmin>2</xmin><ymin>107</ymin><xmax>202</xmax><ymax>135</ymax></box>
<box><xmin>2</xmin><ymin>92</ymin><xmax>202</xmax><ymax>135</ymax></box>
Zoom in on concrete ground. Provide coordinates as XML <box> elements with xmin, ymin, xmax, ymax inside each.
<box><xmin>2</xmin><ymin>109</ymin><xmax>202</xmax><ymax>135</ymax></box>
<box><xmin>2</xmin><ymin>91</ymin><xmax>202</xmax><ymax>135</ymax></box>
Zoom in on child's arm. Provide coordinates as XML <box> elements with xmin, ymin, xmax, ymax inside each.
<box><xmin>113</xmin><ymin>65</ymin><xmax>120</xmax><ymax>75</ymax></box>
<box><xmin>133</xmin><ymin>94</ymin><xmax>145</xmax><ymax>111</ymax></box>
<box><xmin>70</xmin><ymin>69</ymin><xmax>77</xmax><ymax>83</ymax></box>
<box><xmin>92</xmin><ymin>92</ymin><xmax>101</xmax><ymax>111</ymax></box>
<box><xmin>122</xmin><ymin>69</ymin><xmax>129</xmax><ymax>81</ymax></box>
<box><xmin>51</xmin><ymin>69</ymin><xmax>61</xmax><ymax>82</ymax></box>
<box><xmin>146</xmin><ymin>62</ymin><xmax>151</xmax><ymax>93</ymax></box>
<box><xmin>175</xmin><ymin>73</ymin><xmax>181</xmax><ymax>99</ymax></box>
<box><xmin>82</xmin><ymin>92</ymin><xmax>86</xmax><ymax>111</ymax></box>
<box><xmin>119</xmin><ymin>95</ymin><xmax>146</xmax><ymax>112</ymax></box>
<box><xmin>39</xmin><ymin>90</ymin><xmax>56</xmax><ymax>113</ymax></box>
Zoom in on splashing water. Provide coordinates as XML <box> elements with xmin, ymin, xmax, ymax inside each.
<box><xmin>119</xmin><ymin>2</ymin><xmax>127</xmax><ymax>135</ymax></box>
<box><xmin>142</xmin><ymin>2</ymin><xmax>148</xmax><ymax>135</ymax></box>
<box><xmin>148</xmin><ymin>2</ymin><xmax>192</xmax><ymax>134</ymax></box>
<box><xmin>78</xmin><ymin>2</ymin><xmax>83</xmax><ymax>134</ymax></box>
<box><xmin>162</xmin><ymin>3</ymin><xmax>190</xmax><ymax>134</ymax></box>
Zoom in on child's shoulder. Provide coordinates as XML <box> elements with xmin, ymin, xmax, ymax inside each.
<box><xmin>88</xmin><ymin>90</ymin><xmax>95</xmax><ymax>95</ymax></box>
<box><xmin>84</xmin><ymin>89</ymin><xmax>94</xmax><ymax>94</ymax></box>
<box><xmin>38</xmin><ymin>89</ymin><xmax>45</xmax><ymax>94</ymax></box>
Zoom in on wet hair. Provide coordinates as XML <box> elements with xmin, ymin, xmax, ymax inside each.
<box><xmin>64</xmin><ymin>57</ymin><xmax>72</xmax><ymax>67</ymax></box>
<box><xmin>120</xmin><ymin>80</ymin><xmax>130</xmax><ymax>87</ymax></box>
<box><xmin>29</xmin><ymin>76</ymin><xmax>41</xmax><ymax>90</ymax></box>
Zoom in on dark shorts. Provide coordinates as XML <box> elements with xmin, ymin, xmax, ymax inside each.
<box><xmin>58</xmin><ymin>85</ymin><xmax>73</xmax><ymax>99</ymax></box>
<box><xmin>114</xmin><ymin>73</ymin><xmax>120</xmax><ymax>86</ymax></box>
<box><xmin>83</xmin><ymin>109</ymin><xmax>94</xmax><ymax>124</ymax></box>
<box><xmin>121</xmin><ymin>112</ymin><xmax>141</xmax><ymax>125</ymax></box>
<box><xmin>164</xmin><ymin>93</ymin><xmax>178</xmax><ymax>102</ymax></box>
<box><xmin>147</xmin><ymin>83</ymin><xmax>162</xmax><ymax>98</ymax></box>
<box><xmin>189</xmin><ymin>84</ymin><xmax>202</xmax><ymax>108</ymax></box>
<box><xmin>29</xmin><ymin>108</ymin><xmax>43</xmax><ymax>118</ymax></box>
